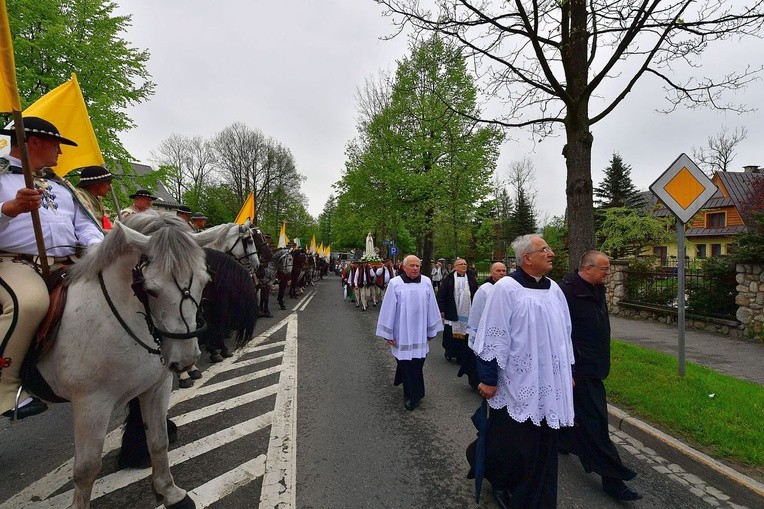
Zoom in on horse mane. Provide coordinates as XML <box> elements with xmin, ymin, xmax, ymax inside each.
<box><xmin>200</xmin><ymin>248</ymin><xmax>258</xmax><ymax>348</ymax></box>
<box><xmin>68</xmin><ymin>211</ymin><xmax>204</xmax><ymax>283</ymax></box>
<box><xmin>194</xmin><ymin>223</ymin><xmax>235</xmax><ymax>251</ymax></box>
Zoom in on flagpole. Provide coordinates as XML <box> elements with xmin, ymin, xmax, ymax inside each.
<box><xmin>11</xmin><ymin>110</ymin><xmax>49</xmax><ymax>275</ymax></box>
<box><xmin>108</xmin><ymin>183</ymin><xmax>121</xmax><ymax>223</ymax></box>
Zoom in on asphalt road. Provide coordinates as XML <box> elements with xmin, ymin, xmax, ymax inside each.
<box><xmin>0</xmin><ymin>275</ymin><xmax>760</xmax><ymax>508</ymax></box>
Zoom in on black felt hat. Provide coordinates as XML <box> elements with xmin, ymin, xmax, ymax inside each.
<box><xmin>191</xmin><ymin>212</ymin><xmax>207</xmax><ymax>220</ymax></box>
<box><xmin>76</xmin><ymin>165</ymin><xmax>113</xmax><ymax>188</ymax></box>
<box><xmin>0</xmin><ymin>116</ymin><xmax>78</xmax><ymax>146</ymax></box>
<box><xmin>128</xmin><ymin>189</ymin><xmax>157</xmax><ymax>200</ymax></box>
<box><xmin>177</xmin><ymin>204</ymin><xmax>192</xmax><ymax>214</ymax></box>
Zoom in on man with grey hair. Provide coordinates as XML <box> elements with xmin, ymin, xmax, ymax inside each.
<box><xmin>376</xmin><ymin>255</ymin><xmax>443</xmax><ymax>411</ymax></box>
<box><xmin>468</xmin><ymin>234</ymin><xmax>574</xmax><ymax>509</ymax></box>
<box><xmin>437</xmin><ymin>258</ymin><xmax>478</xmax><ymax>369</ymax></box>
<box><xmin>560</xmin><ymin>250</ymin><xmax>641</xmax><ymax>501</ymax></box>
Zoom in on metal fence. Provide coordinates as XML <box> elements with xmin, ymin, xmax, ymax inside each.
<box><xmin>624</xmin><ymin>258</ymin><xmax>737</xmax><ymax>320</ymax></box>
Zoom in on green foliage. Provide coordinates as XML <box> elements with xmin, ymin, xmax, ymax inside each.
<box><xmin>685</xmin><ymin>257</ymin><xmax>737</xmax><ymax>318</ymax></box>
<box><xmin>625</xmin><ymin>258</ymin><xmax>678</xmax><ymax>306</ymax></box>
<box><xmin>8</xmin><ymin>0</ymin><xmax>154</xmax><ymax>165</ymax></box>
<box><xmin>508</xmin><ymin>187</ymin><xmax>537</xmax><ymax>241</ymax></box>
<box><xmin>335</xmin><ymin>34</ymin><xmax>503</xmax><ymax>262</ymax></box>
<box><xmin>607</xmin><ymin>341</ymin><xmax>764</xmax><ymax>469</ymax></box>
<box><xmin>543</xmin><ymin>216</ymin><xmax>569</xmax><ymax>281</ymax></box>
<box><xmin>598</xmin><ymin>208</ymin><xmax>674</xmax><ymax>258</ymax></box>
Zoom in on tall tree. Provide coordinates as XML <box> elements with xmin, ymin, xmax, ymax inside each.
<box><xmin>8</xmin><ymin>0</ymin><xmax>154</xmax><ymax>164</ymax></box>
<box><xmin>152</xmin><ymin>134</ymin><xmax>215</xmax><ymax>208</ymax></box>
<box><xmin>375</xmin><ymin>0</ymin><xmax>764</xmax><ymax>267</ymax></box>
<box><xmin>594</xmin><ymin>153</ymin><xmax>645</xmax><ymax>209</ymax></box>
<box><xmin>337</xmin><ymin>35</ymin><xmax>502</xmax><ymax>272</ymax></box>
<box><xmin>692</xmin><ymin>126</ymin><xmax>749</xmax><ymax>175</ymax></box>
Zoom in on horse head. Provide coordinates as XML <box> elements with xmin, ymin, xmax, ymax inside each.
<box><xmin>251</xmin><ymin>226</ymin><xmax>273</xmax><ymax>263</ymax></box>
<box><xmin>74</xmin><ymin>217</ymin><xmax>211</xmax><ymax>374</ymax></box>
<box><xmin>192</xmin><ymin>220</ymin><xmax>260</xmax><ymax>273</ymax></box>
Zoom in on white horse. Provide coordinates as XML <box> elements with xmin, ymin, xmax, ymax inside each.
<box><xmin>36</xmin><ymin>214</ymin><xmax>210</xmax><ymax>509</ymax></box>
<box><xmin>192</xmin><ymin>218</ymin><xmax>259</xmax><ymax>273</ymax></box>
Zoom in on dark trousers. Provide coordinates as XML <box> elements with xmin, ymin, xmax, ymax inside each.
<box><xmin>393</xmin><ymin>357</ymin><xmax>426</xmax><ymax>403</ymax></box>
<box><xmin>457</xmin><ymin>347</ymin><xmax>479</xmax><ymax>388</ymax></box>
<box><xmin>560</xmin><ymin>377</ymin><xmax>636</xmax><ymax>481</ymax></box>
<box><xmin>259</xmin><ymin>285</ymin><xmax>270</xmax><ymax>313</ymax></box>
<box><xmin>468</xmin><ymin>409</ymin><xmax>560</xmax><ymax>509</ymax></box>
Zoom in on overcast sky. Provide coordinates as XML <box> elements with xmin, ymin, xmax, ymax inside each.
<box><xmin>114</xmin><ymin>1</ymin><xmax>764</xmax><ymax>220</ymax></box>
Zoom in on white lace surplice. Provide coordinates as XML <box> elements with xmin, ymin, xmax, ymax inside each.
<box><xmin>474</xmin><ymin>276</ymin><xmax>575</xmax><ymax>428</ymax></box>
<box><xmin>376</xmin><ymin>276</ymin><xmax>444</xmax><ymax>360</ymax></box>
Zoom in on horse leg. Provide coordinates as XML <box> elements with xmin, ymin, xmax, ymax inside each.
<box><xmin>141</xmin><ymin>378</ymin><xmax>194</xmax><ymax>508</ymax></box>
<box><xmin>70</xmin><ymin>398</ymin><xmax>112</xmax><ymax>509</ymax></box>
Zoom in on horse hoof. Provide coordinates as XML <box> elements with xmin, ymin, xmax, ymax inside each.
<box><xmin>178</xmin><ymin>378</ymin><xmax>194</xmax><ymax>388</ymax></box>
<box><xmin>166</xmin><ymin>494</ymin><xmax>196</xmax><ymax>509</ymax></box>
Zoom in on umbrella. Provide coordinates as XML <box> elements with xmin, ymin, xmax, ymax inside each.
<box><xmin>470</xmin><ymin>398</ymin><xmax>490</xmax><ymax>503</ymax></box>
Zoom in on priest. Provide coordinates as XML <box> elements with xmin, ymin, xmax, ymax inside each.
<box><xmin>468</xmin><ymin>234</ymin><xmax>574</xmax><ymax>509</ymax></box>
<box><xmin>376</xmin><ymin>255</ymin><xmax>443</xmax><ymax>411</ymax></box>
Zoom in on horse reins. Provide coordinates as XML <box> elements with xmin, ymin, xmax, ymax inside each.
<box><xmin>98</xmin><ymin>255</ymin><xmax>207</xmax><ymax>358</ymax></box>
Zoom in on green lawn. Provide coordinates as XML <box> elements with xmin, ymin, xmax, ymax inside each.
<box><xmin>605</xmin><ymin>340</ymin><xmax>764</xmax><ymax>473</ymax></box>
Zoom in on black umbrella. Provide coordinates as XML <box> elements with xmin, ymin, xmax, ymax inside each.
<box><xmin>469</xmin><ymin>398</ymin><xmax>490</xmax><ymax>503</ymax></box>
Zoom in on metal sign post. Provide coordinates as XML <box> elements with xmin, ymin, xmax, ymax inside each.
<box><xmin>649</xmin><ymin>153</ymin><xmax>717</xmax><ymax>377</ymax></box>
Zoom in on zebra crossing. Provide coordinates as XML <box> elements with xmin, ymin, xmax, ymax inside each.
<box><xmin>1</xmin><ymin>297</ymin><xmax>308</xmax><ymax>509</ymax></box>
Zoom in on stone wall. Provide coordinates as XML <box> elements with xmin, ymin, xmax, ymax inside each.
<box><xmin>736</xmin><ymin>264</ymin><xmax>764</xmax><ymax>339</ymax></box>
<box><xmin>604</xmin><ymin>259</ymin><xmax>764</xmax><ymax>340</ymax></box>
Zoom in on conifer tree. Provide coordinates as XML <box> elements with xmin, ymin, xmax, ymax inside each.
<box><xmin>594</xmin><ymin>153</ymin><xmax>645</xmax><ymax>209</ymax></box>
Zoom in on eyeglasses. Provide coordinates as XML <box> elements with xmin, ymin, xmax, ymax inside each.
<box><xmin>529</xmin><ymin>246</ymin><xmax>553</xmax><ymax>254</ymax></box>
<box><xmin>588</xmin><ymin>265</ymin><xmax>611</xmax><ymax>272</ymax></box>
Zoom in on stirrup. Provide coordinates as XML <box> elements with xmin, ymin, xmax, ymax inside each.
<box><xmin>9</xmin><ymin>385</ymin><xmax>24</xmax><ymax>422</ymax></box>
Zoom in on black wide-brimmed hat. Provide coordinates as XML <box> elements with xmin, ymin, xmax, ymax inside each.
<box><xmin>129</xmin><ymin>189</ymin><xmax>157</xmax><ymax>200</ymax></box>
<box><xmin>0</xmin><ymin>116</ymin><xmax>78</xmax><ymax>146</ymax></box>
<box><xmin>76</xmin><ymin>165</ymin><xmax>113</xmax><ymax>188</ymax></box>
<box><xmin>191</xmin><ymin>212</ymin><xmax>207</xmax><ymax>220</ymax></box>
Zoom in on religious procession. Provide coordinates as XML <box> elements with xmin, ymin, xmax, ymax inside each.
<box><xmin>3</xmin><ymin>2</ymin><xmax>764</xmax><ymax>509</ymax></box>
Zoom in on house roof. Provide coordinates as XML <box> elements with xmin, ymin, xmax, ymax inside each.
<box><xmin>112</xmin><ymin>162</ymin><xmax>180</xmax><ymax>207</ymax></box>
<box><xmin>685</xmin><ymin>225</ymin><xmax>747</xmax><ymax>237</ymax></box>
<box><xmin>714</xmin><ymin>171</ymin><xmax>764</xmax><ymax>208</ymax></box>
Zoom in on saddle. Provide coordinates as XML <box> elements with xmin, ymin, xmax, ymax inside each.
<box><xmin>20</xmin><ymin>267</ymin><xmax>72</xmax><ymax>403</ymax></box>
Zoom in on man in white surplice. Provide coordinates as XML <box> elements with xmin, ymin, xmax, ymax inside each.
<box><xmin>376</xmin><ymin>255</ymin><xmax>443</xmax><ymax>411</ymax></box>
<box><xmin>468</xmin><ymin>234</ymin><xmax>574</xmax><ymax>509</ymax></box>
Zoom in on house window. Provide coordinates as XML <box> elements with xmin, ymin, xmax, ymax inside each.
<box><xmin>711</xmin><ymin>244</ymin><xmax>722</xmax><ymax>257</ymax></box>
<box><xmin>706</xmin><ymin>212</ymin><xmax>725</xmax><ymax>228</ymax></box>
<box><xmin>653</xmin><ymin>246</ymin><xmax>667</xmax><ymax>265</ymax></box>
<box><xmin>697</xmin><ymin>244</ymin><xmax>707</xmax><ymax>258</ymax></box>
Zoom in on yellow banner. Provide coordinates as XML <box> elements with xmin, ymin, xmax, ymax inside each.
<box><xmin>234</xmin><ymin>192</ymin><xmax>255</xmax><ymax>224</ymax></box>
<box><xmin>24</xmin><ymin>73</ymin><xmax>104</xmax><ymax>175</ymax></box>
<box><xmin>0</xmin><ymin>0</ymin><xmax>21</xmax><ymax>112</ymax></box>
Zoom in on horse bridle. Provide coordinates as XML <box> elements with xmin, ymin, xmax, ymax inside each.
<box><xmin>225</xmin><ymin>225</ymin><xmax>257</xmax><ymax>266</ymax></box>
<box><xmin>99</xmin><ymin>254</ymin><xmax>207</xmax><ymax>358</ymax></box>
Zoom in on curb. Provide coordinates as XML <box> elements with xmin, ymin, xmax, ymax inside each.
<box><xmin>608</xmin><ymin>404</ymin><xmax>764</xmax><ymax>499</ymax></box>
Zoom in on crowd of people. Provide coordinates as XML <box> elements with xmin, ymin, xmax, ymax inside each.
<box><xmin>367</xmin><ymin>236</ymin><xmax>641</xmax><ymax>508</ymax></box>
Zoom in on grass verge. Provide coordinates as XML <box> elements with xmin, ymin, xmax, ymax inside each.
<box><xmin>605</xmin><ymin>340</ymin><xmax>764</xmax><ymax>474</ymax></box>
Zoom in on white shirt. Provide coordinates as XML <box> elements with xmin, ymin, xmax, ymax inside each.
<box><xmin>376</xmin><ymin>275</ymin><xmax>444</xmax><ymax>360</ymax></box>
<box><xmin>0</xmin><ymin>159</ymin><xmax>103</xmax><ymax>256</ymax></box>
<box><xmin>467</xmin><ymin>280</ymin><xmax>496</xmax><ymax>345</ymax></box>
<box><xmin>473</xmin><ymin>276</ymin><xmax>575</xmax><ymax>428</ymax></box>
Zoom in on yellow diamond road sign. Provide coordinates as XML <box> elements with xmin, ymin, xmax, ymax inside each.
<box><xmin>650</xmin><ymin>153</ymin><xmax>717</xmax><ymax>224</ymax></box>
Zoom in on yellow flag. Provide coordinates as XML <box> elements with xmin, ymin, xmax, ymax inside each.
<box><xmin>309</xmin><ymin>234</ymin><xmax>317</xmax><ymax>254</ymax></box>
<box><xmin>325</xmin><ymin>244</ymin><xmax>331</xmax><ymax>258</ymax></box>
<box><xmin>0</xmin><ymin>1</ymin><xmax>21</xmax><ymax>112</ymax></box>
<box><xmin>24</xmin><ymin>73</ymin><xmax>104</xmax><ymax>176</ymax></box>
<box><xmin>234</xmin><ymin>192</ymin><xmax>255</xmax><ymax>225</ymax></box>
<box><xmin>277</xmin><ymin>222</ymin><xmax>289</xmax><ymax>248</ymax></box>
<box><xmin>317</xmin><ymin>242</ymin><xmax>323</xmax><ymax>256</ymax></box>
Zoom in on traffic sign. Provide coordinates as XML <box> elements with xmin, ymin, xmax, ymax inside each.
<box><xmin>649</xmin><ymin>153</ymin><xmax>717</xmax><ymax>224</ymax></box>
<box><xmin>389</xmin><ymin>246</ymin><xmax>398</xmax><ymax>256</ymax></box>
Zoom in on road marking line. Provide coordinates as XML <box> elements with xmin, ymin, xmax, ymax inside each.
<box><xmin>155</xmin><ymin>455</ymin><xmax>268</xmax><ymax>509</ymax></box>
<box><xmin>40</xmin><ymin>412</ymin><xmax>275</xmax><ymax>508</ymax></box>
<box><xmin>189</xmin><ymin>364</ymin><xmax>283</xmax><ymax>397</ymax></box>
<box><xmin>172</xmin><ymin>384</ymin><xmax>279</xmax><ymax>426</ymax></box>
<box><xmin>259</xmin><ymin>313</ymin><xmax>298</xmax><ymax>509</ymax></box>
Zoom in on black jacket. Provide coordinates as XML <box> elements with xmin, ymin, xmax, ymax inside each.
<box><xmin>560</xmin><ymin>272</ymin><xmax>611</xmax><ymax>380</ymax></box>
<box><xmin>437</xmin><ymin>271</ymin><xmax>479</xmax><ymax>320</ymax></box>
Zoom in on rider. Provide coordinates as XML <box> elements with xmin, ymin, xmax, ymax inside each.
<box><xmin>0</xmin><ymin>116</ymin><xmax>104</xmax><ymax>419</ymax></box>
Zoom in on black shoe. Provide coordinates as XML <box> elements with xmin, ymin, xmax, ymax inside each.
<box><xmin>187</xmin><ymin>369</ymin><xmax>202</xmax><ymax>380</ymax></box>
<box><xmin>603</xmin><ymin>479</ymin><xmax>642</xmax><ymax>501</ymax></box>
<box><xmin>279</xmin><ymin>303</ymin><xmax>286</xmax><ymax>310</ymax></box>
<box><xmin>2</xmin><ymin>397</ymin><xmax>48</xmax><ymax>420</ymax></box>
<box><xmin>178</xmin><ymin>378</ymin><xmax>194</xmax><ymax>389</ymax></box>
<box><xmin>210</xmin><ymin>352</ymin><xmax>224</xmax><ymax>363</ymax></box>
<box><xmin>220</xmin><ymin>348</ymin><xmax>233</xmax><ymax>358</ymax></box>
<box><xmin>490</xmin><ymin>486</ymin><xmax>510</xmax><ymax>509</ymax></box>
<box><xmin>404</xmin><ymin>399</ymin><xmax>415</xmax><ymax>411</ymax></box>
